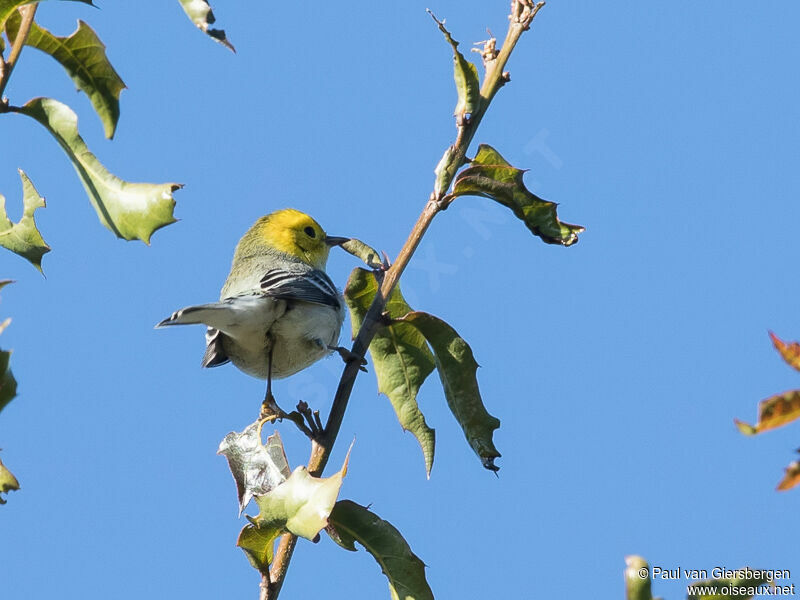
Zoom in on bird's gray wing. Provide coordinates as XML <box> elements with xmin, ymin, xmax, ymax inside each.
<box><xmin>259</xmin><ymin>268</ymin><xmax>340</xmax><ymax>308</ymax></box>
<box><xmin>202</xmin><ymin>327</ymin><xmax>230</xmax><ymax>368</ymax></box>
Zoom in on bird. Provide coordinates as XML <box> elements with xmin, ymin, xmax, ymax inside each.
<box><xmin>156</xmin><ymin>209</ymin><xmax>352</xmax><ymax>415</ymax></box>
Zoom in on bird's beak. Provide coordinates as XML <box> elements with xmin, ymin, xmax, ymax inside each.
<box><xmin>325</xmin><ymin>236</ymin><xmax>350</xmax><ymax>247</ymax></box>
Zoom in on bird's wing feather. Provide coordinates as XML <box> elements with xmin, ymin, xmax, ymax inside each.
<box><xmin>202</xmin><ymin>327</ymin><xmax>230</xmax><ymax>368</ymax></box>
<box><xmin>259</xmin><ymin>268</ymin><xmax>340</xmax><ymax>308</ymax></box>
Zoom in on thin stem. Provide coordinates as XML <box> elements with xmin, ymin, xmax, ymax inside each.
<box><xmin>265</xmin><ymin>2</ymin><xmax>545</xmax><ymax>596</ymax></box>
<box><xmin>0</xmin><ymin>3</ymin><xmax>38</xmax><ymax>104</ymax></box>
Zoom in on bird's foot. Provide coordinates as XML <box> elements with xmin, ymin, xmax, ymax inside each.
<box><xmin>329</xmin><ymin>345</ymin><xmax>368</xmax><ymax>372</ymax></box>
<box><xmin>260</xmin><ymin>393</ymin><xmax>284</xmax><ymax>421</ymax></box>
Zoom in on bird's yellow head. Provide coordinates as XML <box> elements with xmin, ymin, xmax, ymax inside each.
<box><xmin>239</xmin><ymin>209</ymin><xmax>344</xmax><ymax>270</ymax></box>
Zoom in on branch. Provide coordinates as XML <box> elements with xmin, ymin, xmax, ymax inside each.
<box><xmin>264</xmin><ymin>2</ymin><xmax>546</xmax><ymax>596</ymax></box>
<box><xmin>0</xmin><ymin>3</ymin><xmax>38</xmax><ymax>106</ymax></box>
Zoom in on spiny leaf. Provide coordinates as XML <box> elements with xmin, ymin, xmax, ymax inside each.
<box><xmin>345</xmin><ymin>268</ymin><xmax>436</xmax><ymax>477</ymax></box>
<box><xmin>0</xmin><ymin>454</ymin><xmax>19</xmax><ymax>505</ymax></box>
<box><xmin>218</xmin><ymin>423</ymin><xmax>290</xmax><ymax>514</ymax></box>
<box><xmin>452</xmin><ymin>144</ymin><xmax>584</xmax><ymax>246</ymax></box>
<box><xmin>0</xmin><ymin>170</ymin><xmax>50</xmax><ymax>273</ymax></box>
<box><xmin>17</xmin><ymin>97</ymin><xmax>181</xmax><ymax>243</ymax></box>
<box><xmin>397</xmin><ymin>312</ymin><xmax>500</xmax><ymax>472</ymax></box>
<box><xmin>624</xmin><ymin>556</ymin><xmax>654</xmax><ymax>600</ymax></box>
<box><xmin>6</xmin><ymin>12</ymin><xmax>126</xmax><ymax>138</ymax></box>
<box><xmin>327</xmin><ymin>500</ymin><xmax>434</xmax><ymax>600</ymax></box>
<box><xmin>0</xmin><ymin>0</ymin><xmax>94</xmax><ymax>31</ymax></box>
<box><xmin>248</xmin><ymin>449</ymin><xmax>349</xmax><ymax>541</ymax></box>
<box><xmin>734</xmin><ymin>390</ymin><xmax>800</xmax><ymax>435</ymax></box>
<box><xmin>233</xmin><ymin>436</ymin><xmax>350</xmax><ymax>572</ymax></box>
<box><xmin>177</xmin><ymin>0</ymin><xmax>234</xmax><ymax>52</ymax></box>
<box><xmin>768</xmin><ymin>331</ymin><xmax>800</xmax><ymax>373</ymax></box>
<box><xmin>428</xmin><ymin>10</ymin><xmax>481</xmax><ymax>125</ymax></box>
<box><xmin>687</xmin><ymin>569</ymin><xmax>772</xmax><ymax>599</ymax></box>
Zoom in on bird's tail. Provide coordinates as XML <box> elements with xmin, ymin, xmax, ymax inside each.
<box><xmin>155</xmin><ymin>303</ymin><xmax>230</xmax><ymax>328</ymax></box>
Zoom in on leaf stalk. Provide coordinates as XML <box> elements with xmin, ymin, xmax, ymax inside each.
<box><xmin>263</xmin><ymin>2</ymin><xmax>545</xmax><ymax>596</ymax></box>
<box><xmin>0</xmin><ymin>3</ymin><xmax>38</xmax><ymax>106</ymax></box>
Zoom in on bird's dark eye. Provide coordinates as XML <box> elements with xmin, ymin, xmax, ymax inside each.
<box><xmin>304</xmin><ymin>226</ymin><xmax>316</xmax><ymax>238</ymax></box>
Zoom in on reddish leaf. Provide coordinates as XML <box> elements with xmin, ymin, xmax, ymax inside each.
<box><xmin>769</xmin><ymin>331</ymin><xmax>800</xmax><ymax>372</ymax></box>
<box><xmin>776</xmin><ymin>459</ymin><xmax>800</xmax><ymax>492</ymax></box>
<box><xmin>735</xmin><ymin>390</ymin><xmax>800</xmax><ymax>435</ymax></box>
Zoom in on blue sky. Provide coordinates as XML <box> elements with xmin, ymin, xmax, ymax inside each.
<box><xmin>2</xmin><ymin>1</ymin><xmax>799</xmax><ymax>598</ymax></box>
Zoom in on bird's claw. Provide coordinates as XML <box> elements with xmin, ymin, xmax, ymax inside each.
<box><xmin>260</xmin><ymin>393</ymin><xmax>283</xmax><ymax>421</ymax></box>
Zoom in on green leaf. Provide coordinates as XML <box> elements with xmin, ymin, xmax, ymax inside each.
<box><xmin>0</xmin><ymin>344</ymin><xmax>16</xmax><ymax>415</ymax></box>
<box><xmin>327</xmin><ymin>500</ymin><xmax>434</xmax><ymax>600</ymax></box>
<box><xmin>218</xmin><ymin>423</ymin><xmax>291</xmax><ymax>514</ymax></box>
<box><xmin>6</xmin><ymin>12</ymin><xmax>126</xmax><ymax>139</ymax></box>
<box><xmin>428</xmin><ymin>10</ymin><xmax>481</xmax><ymax>125</ymax></box>
<box><xmin>17</xmin><ymin>97</ymin><xmax>181</xmax><ymax>243</ymax></box>
<box><xmin>397</xmin><ymin>311</ymin><xmax>500</xmax><ymax>472</ymax></box>
<box><xmin>339</xmin><ymin>237</ymin><xmax>384</xmax><ymax>270</ymax></box>
<box><xmin>625</xmin><ymin>556</ymin><xmax>654</xmax><ymax>600</ymax></box>
<box><xmin>344</xmin><ymin>268</ymin><xmax>436</xmax><ymax>477</ymax></box>
<box><xmin>0</xmin><ymin>454</ymin><xmax>20</xmax><ymax>505</ymax></box>
<box><xmin>177</xmin><ymin>0</ymin><xmax>234</xmax><ymax>52</ymax></box>
<box><xmin>452</xmin><ymin>144</ymin><xmax>584</xmax><ymax>246</ymax></box>
<box><xmin>687</xmin><ymin>569</ymin><xmax>772</xmax><ymax>599</ymax></box>
<box><xmin>237</xmin><ymin>522</ymin><xmax>282</xmax><ymax>574</ymax></box>
<box><xmin>0</xmin><ymin>0</ymin><xmax>94</xmax><ymax>32</ymax></box>
<box><xmin>0</xmin><ymin>284</ymin><xmax>16</xmax><ymax>416</ymax></box>
<box><xmin>0</xmin><ymin>170</ymin><xmax>50</xmax><ymax>273</ymax></box>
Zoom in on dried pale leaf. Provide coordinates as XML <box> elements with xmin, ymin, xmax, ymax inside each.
<box><xmin>776</xmin><ymin>459</ymin><xmax>800</xmax><ymax>492</ymax></box>
<box><xmin>735</xmin><ymin>390</ymin><xmax>800</xmax><ymax>436</ymax></box>
<box><xmin>345</xmin><ymin>268</ymin><xmax>436</xmax><ymax>476</ymax></box>
<box><xmin>687</xmin><ymin>570</ymin><xmax>772</xmax><ymax>600</ymax></box>
<box><xmin>398</xmin><ymin>312</ymin><xmax>500</xmax><ymax>472</ymax></box>
<box><xmin>6</xmin><ymin>12</ymin><xmax>126</xmax><ymax>138</ymax></box>
<box><xmin>218</xmin><ymin>423</ymin><xmax>290</xmax><ymax>514</ymax></box>
<box><xmin>452</xmin><ymin>144</ymin><xmax>584</xmax><ymax>246</ymax></box>
<box><xmin>624</xmin><ymin>556</ymin><xmax>654</xmax><ymax>600</ymax></box>
<box><xmin>249</xmin><ymin>448</ymin><xmax>350</xmax><ymax>542</ymax></box>
<box><xmin>177</xmin><ymin>0</ymin><xmax>234</xmax><ymax>51</ymax></box>
<box><xmin>18</xmin><ymin>97</ymin><xmax>181</xmax><ymax>243</ymax></box>
<box><xmin>428</xmin><ymin>11</ymin><xmax>481</xmax><ymax>124</ymax></box>
<box><xmin>327</xmin><ymin>500</ymin><xmax>434</xmax><ymax>600</ymax></box>
<box><xmin>0</xmin><ymin>454</ymin><xmax>19</xmax><ymax>505</ymax></box>
<box><xmin>768</xmin><ymin>331</ymin><xmax>800</xmax><ymax>373</ymax></box>
<box><xmin>0</xmin><ymin>170</ymin><xmax>50</xmax><ymax>272</ymax></box>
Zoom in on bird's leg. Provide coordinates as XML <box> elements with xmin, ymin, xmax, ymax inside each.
<box><xmin>260</xmin><ymin>344</ymin><xmax>284</xmax><ymax>420</ymax></box>
<box><xmin>259</xmin><ymin>341</ymin><xmax>321</xmax><ymax>440</ymax></box>
<box><xmin>327</xmin><ymin>345</ymin><xmax>368</xmax><ymax>372</ymax></box>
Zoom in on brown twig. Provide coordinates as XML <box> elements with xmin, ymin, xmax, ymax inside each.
<box><xmin>0</xmin><ymin>3</ymin><xmax>38</xmax><ymax>106</ymax></box>
<box><xmin>263</xmin><ymin>2</ymin><xmax>545</xmax><ymax>597</ymax></box>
